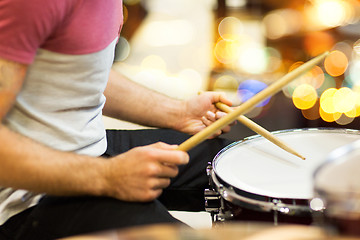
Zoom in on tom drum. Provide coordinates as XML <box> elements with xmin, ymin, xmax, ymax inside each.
<box><xmin>313</xmin><ymin>138</ymin><xmax>360</xmax><ymax>236</ymax></box>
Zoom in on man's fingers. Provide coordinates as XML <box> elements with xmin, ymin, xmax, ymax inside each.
<box><xmin>150</xmin><ymin>142</ymin><xmax>189</xmax><ymax>165</ymax></box>
<box><xmin>218</xmin><ymin>92</ymin><xmax>233</xmax><ymax>106</ymax></box>
<box><xmin>205</xmin><ymin>111</ymin><xmax>216</xmax><ymax>121</ymax></box>
<box><xmin>149</xmin><ymin>178</ymin><xmax>171</xmax><ymax>190</ymax></box>
<box><xmin>158</xmin><ymin>163</ymin><xmax>179</xmax><ymax>178</ymax></box>
<box><xmin>201</xmin><ymin>116</ymin><xmax>212</xmax><ymax>126</ymax></box>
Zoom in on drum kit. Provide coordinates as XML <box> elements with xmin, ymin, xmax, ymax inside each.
<box><xmin>205</xmin><ymin>128</ymin><xmax>360</xmax><ymax>238</ymax></box>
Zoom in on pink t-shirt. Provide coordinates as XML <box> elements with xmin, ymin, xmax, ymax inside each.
<box><xmin>0</xmin><ymin>0</ymin><xmax>123</xmax><ymax>64</ymax></box>
<box><xmin>0</xmin><ymin>0</ymin><xmax>124</xmax><ymax>225</ymax></box>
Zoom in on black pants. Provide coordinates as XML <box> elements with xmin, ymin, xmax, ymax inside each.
<box><xmin>0</xmin><ymin>129</ymin><xmax>233</xmax><ymax>240</ymax></box>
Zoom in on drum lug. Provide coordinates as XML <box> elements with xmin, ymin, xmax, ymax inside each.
<box><xmin>205</xmin><ymin>187</ymin><xmax>236</xmax><ymax>223</ymax></box>
<box><xmin>205</xmin><ymin>188</ymin><xmax>221</xmax><ymax>213</ymax></box>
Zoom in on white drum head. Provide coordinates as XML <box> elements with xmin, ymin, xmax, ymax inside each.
<box><xmin>213</xmin><ymin>128</ymin><xmax>360</xmax><ymax>200</ymax></box>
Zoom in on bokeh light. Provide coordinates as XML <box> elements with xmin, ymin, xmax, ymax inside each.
<box><xmin>293</xmin><ymin>64</ymin><xmax>324</xmax><ymax>88</ymax></box>
<box><xmin>292</xmin><ymin>84</ymin><xmax>318</xmax><ymax>110</ymax></box>
<box><xmin>305</xmin><ymin>0</ymin><xmax>355</xmax><ymax>30</ymax></box>
<box><xmin>335</xmin><ymin>114</ymin><xmax>354</xmax><ymax>125</ymax></box>
<box><xmin>316</xmin><ymin>86</ymin><xmax>360</xmax><ymax>123</ymax></box>
<box><xmin>214</xmin><ymin>38</ymin><xmax>242</xmax><ymax>64</ymax></box>
<box><xmin>345</xmin><ymin>90</ymin><xmax>360</xmax><ymax>118</ymax></box>
<box><xmin>264</xmin><ymin>47</ymin><xmax>282</xmax><ymax>72</ymax></box>
<box><xmin>316</xmin><ymin>73</ymin><xmax>336</xmax><ymax>95</ymax></box>
<box><xmin>237</xmin><ymin>79</ymin><xmax>270</xmax><ymax>107</ymax></box>
<box><xmin>262</xmin><ymin>9</ymin><xmax>302</xmax><ymax>39</ymax></box>
<box><xmin>141</xmin><ymin>55</ymin><xmax>167</xmax><ymax>72</ymax></box>
<box><xmin>347</xmin><ymin>60</ymin><xmax>360</xmax><ymax>87</ymax></box>
<box><xmin>324</xmin><ymin>50</ymin><xmax>348</xmax><ymax>77</ymax></box>
<box><xmin>236</xmin><ymin>44</ymin><xmax>268</xmax><ymax>74</ymax></box>
<box><xmin>333</xmin><ymin>41</ymin><xmax>353</xmax><ymax>58</ymax></box>
<box><xmin>114</xmin><ymin>37</ymin><xmax>131</xmax><ymax>62</ymax></box>
<box><xmin>320</xmin><ymin>88</ymin><xmax>337</xmax><ymax>114</ymax></box>
<box><xmin>213</xmin><ymin>75</ymin><xmax>238</xmax><ymax>90</ymax></box>
<box><xmin>282</xmin><ymin>62</ymin><xmax>303</xmax><ymax>98</ymax></box>
<box><xmin>333</xmin><ymin>87</ymin><xmax>356</xmax><ymax>113</ymax></box>
<box><xmin>283</xmin><ymin>62</ymin><xmax>325</xmax><ymax>98</ymax></box>
<box><xmin>245</xmin><ymin>106</ymin><xmax>264</xmax><ymax>118</ymax></box>
<box><xmin>355</xmin><ymin>39</ymin><xmax>360</xmax><ymax>55</ymax></box>
<box><xmin>302</xmin><ymin>99</ymin><xmax>321</xmax><ymax>120</ymax></box>
<box><xmin>303</xmin><ymin>31</ymin><xmax>334</xmax><ymax>57</ymax></box>
<box><xmin>142</xmin><ymin>20</ymin><xmax>194</xmax><ymax>47</ymax></box>
<box><xmin>310</xmin><ymin>66</ymin><xmax>325</xmax><ymax>89</ymax></box>
<box><xmin>218</xmin><ymin>17</ymin><xmax>243</xmax><ymax>40</ymax></box>
<box><xmin>177</xmin><ymin>43</ymin><xmax>213</xmax><ymax>70</ymax></box>
<box><xmin>344</xmin><ymin>107</ymin><xmax>358</xmax><ymax>118</ymax></box>
<box><xmin>177</xmin><ymin>68</ymin><xmax>203</xmax><ymax>96</ymax></box>
<box><xmin>315</xmin><ymin>0</ymin><xmax>348</xmax><ymax>27</ymax></box>
<box><xmin>319</xmin><ymin>107</ymin><xmax>341</xmax><ymax>122</ymax></box>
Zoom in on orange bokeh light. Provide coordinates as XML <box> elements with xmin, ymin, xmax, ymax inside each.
<box><xmin>324</xmin><ymin>50</ymin><xmax>348</xmax><ymax>77</ymax></box>
<box><xmin>319</xmin><ymin>107</ymin><xmax>341</xmax><ymax>122</ymax></box>
<box><xmin>302</xmin><ymin>100</ymin><xmax>320</xmax><ymax>120</ymax></box>
<box><xmin>303</xmin><ymin>31</ymin><xmax>335</xmax><ymax>57</ymax></box>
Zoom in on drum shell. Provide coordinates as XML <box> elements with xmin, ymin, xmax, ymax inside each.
<box><xmin>209</xmin><ymin>168</ymin><xmax>312</xmax><ymax>225</ymax></box>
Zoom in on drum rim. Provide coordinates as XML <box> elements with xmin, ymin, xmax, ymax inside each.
<box><xmin>211</xmin><ymin>127</ymin><xmax>360</xmax><ymax>213</ymax></box>
<box><xmin>214</xmin><ymin>128</ymin><xmax>360</xmax><ymax>163</ymax></box>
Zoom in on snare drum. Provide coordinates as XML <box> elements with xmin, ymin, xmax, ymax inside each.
<box><xmin>313</xmin><ymin>139</ymin><xmax>360</xmax><ymax>236</ymax></box>
<box><xmin>206</xmin><ymin>128</ymin><xmax>360</xmax><ymax>225</ymax></box>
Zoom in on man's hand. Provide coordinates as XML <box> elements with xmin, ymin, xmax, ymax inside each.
<box><xmin>175</xmin><ymin>91</ymin><xmax>234</xmax><ymax>138</ymax></box>
<box><xmin>103</xmin><ymin>142</ymin><xmax>189</xmax><ymax>202</ymax></box>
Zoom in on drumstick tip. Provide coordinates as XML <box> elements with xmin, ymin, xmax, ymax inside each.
<box><xmin>284</xmin><ymin>147</ymin><xmax>306</xmax><ymax>160</ymax></box>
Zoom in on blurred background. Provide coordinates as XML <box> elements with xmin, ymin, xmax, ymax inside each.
<box><xmin>109</xmin><ymin>0</ymin><xmax>360</xmax><ymax>141</ymax></box>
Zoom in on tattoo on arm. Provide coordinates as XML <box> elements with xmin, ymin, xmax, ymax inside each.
<box><xmin>0</xmin><ymin>58</ymin><xmax>27</xmax><ymax>121</ymax></box>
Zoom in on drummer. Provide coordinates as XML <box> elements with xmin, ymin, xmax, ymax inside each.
<box><xmin>0</xmin><ymin>1</ymin><xmax>235</xmax><ymax>239</ymax></box>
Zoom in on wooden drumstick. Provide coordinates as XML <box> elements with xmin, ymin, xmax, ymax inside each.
<box><xmin>177</xmin><ymin>51</ymin><xmax>329</xmax><ymax>152</ymax></box>
<box><xmin>215</xmin><ymin>102</ymin><xmax>306</xmax><ymax>160</ymax></box>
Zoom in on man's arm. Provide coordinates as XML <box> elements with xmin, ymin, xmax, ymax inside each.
<box><xmin>103</xmin><ymin>69</ymin><xmax>233</xmax><ymax>135</ymax></box>
<box><xmin>0</xmin><ymin>57</ymin><xmax>107</xmax><ymax>195</ymax></box>
<box><xmin>0</xmin><ymin>58</ymin><xmax>188</xmax><ymax>201</ymax></box>
<box><xmin>103</xmin><ymin>69</ymin><xmax>186</xmax><ymax>130</ymax></box>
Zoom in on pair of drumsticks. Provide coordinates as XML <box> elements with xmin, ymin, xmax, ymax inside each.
<box><xmin>177</xmin><ymin>52</ymin><xmax>329</xmax><ymax>160</ymax></box>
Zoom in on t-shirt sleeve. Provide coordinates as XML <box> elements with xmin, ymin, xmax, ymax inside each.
<box><xmin>0</xmin><ymin>0</ymin><xmax>67</xmax><ymax>64</ymax></box>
